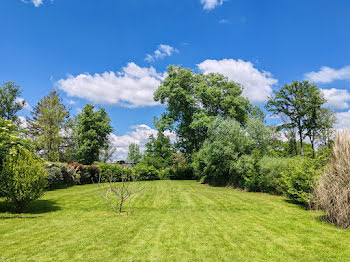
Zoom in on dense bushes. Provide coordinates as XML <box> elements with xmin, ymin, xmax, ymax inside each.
<box><xmin>315</xmin><ymin>130</ymin><xmax>350</xmax><ymax>228</ymax></box>
<box><xmin>0</xmin><ymin>146</ymin><xmax>47</xmax><ymax>213</ymax></box>
<box><xmin>258</xmin><ymin>157</ymin><xmax>321</xmax><ymax>206</ymax></box>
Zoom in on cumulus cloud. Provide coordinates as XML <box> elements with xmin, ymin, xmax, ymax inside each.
<box><xmin>305</xmin><ymin>66</ymin><xmax>350</xmax><ymax>84</ymax></box>
<box><xmin>321</xmin><ymin>88</ymin><xmax>350</xmax><ymax>110</ymax></box>
<box><xmin>56</xmin><ymin>62</ymin><xmax>166</xmax><ymax>108</ymax></box>
<box><xmin>109</xmin><ymin>124</ymin><xmax>176</xmax><ymax>160</ymax></box>
<box><xmin>197</xmin><ymin>59</ymin><xmax>278</xmax><ymax>103</ymax></box>
<box><xmin>201</xmin><ymin>0</ymin><xmax>224</xmax><ymax>10</ymax></box>
<box><xmin>335</xmin><ymin>110</ymin><xmax>350</xmax><ymax>130</ymax></box>
<box><xmin>145</xmin><ymin>45</ymin><xmax>178</xmax><ymax>62</ymax></box>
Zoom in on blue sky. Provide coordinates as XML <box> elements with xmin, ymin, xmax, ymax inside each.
<box><xmin>1</xmin><ymin>0</ymin><xmax>350</xmax><ymax>159</ymax></box>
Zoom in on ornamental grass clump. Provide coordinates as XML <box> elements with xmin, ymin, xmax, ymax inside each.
<box><xmin>0</xmin><ymin>146</ymin><xmax>47</xmax><ymax>213</ymax></box>
<box><xmin>315</xmin><ymin>129</ymin><xmax>350</xmax><ymax>229</ymax></box>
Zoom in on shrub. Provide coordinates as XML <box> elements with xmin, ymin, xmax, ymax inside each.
<box><xmin>45</xmin><ymin>163</ymin><xmax>64</xmax><ymax>189</ymax></box>
<box><xmin>258</xmin><ymin>156</ymin><xmax>290</xmax><ymax>193</ymax></box>
<box><xmin>0</xmin><ymin>146</ymin><xmax>47</xmax><ymax>213</ymax></box>
<box><xmin>281</xmin><ymin>157</ymin><xmax>321</xmax><ymax>206</ymax></box>
<box><xmin>98</xmin><ymin>163</ymin><xmax>123</xmax><ymax>182</ymax></box>
<box><xmin>315</xmin><ymin>129</ymin><xmax>350</xmax><ymax>228</ymax></box>
<box><xmin>134</xmin><ymin>163</ymin><xmax>159</xmax><ymax>180</ymax></box>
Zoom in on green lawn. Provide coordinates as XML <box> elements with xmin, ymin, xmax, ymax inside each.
<box><xmin>0</xmin><ymin>180</ymin><xmax>349</xmax><ymax>261</ymax></box>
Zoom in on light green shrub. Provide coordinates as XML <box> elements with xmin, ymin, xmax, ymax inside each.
<box><xmin>0</xmin><ymin>146</ymin><xmax>47</xmax><ymax>213</ymax></box>
<box><xmin>281</xmin><ymin>157</ymin><xmax>321</xmax><ymax>206</ymax></box>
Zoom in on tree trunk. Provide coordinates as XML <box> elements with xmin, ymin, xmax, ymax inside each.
<box><xmin>299</xmin><ymin>129</ymin><xmax>304</xmax><ymax>157</ymax></box>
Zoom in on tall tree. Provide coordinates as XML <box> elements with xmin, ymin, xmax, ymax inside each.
<box><xmin>127</xmin><ymin>143</ymin><xmax>142</xmax><ymax>164</ymax></box>
<box><xmin>154</xmin><ymin>65</ymin><xmax>254</xmax><ymax>156</ymax></box>
<box><xmin>266</xmin><ymin>81</ymin><xmax>326</xmax><ymax>156</ymax></box>
<box><xmin>74</xmin><ymin>104</ymin><xmax>112</xmax><ymax>165</ymax></box>
<box><xmin>27</xmin><ymin>91</ymin><xmax>70</xmax><ymax>162</ymax></box>
<box><xmin>0</xmin><ymin>81</ymin><xmax>26</xmax><ymax>122</ymax></box>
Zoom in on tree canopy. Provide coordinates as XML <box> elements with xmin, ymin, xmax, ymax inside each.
<box><xmin>154</xmin><ymin>65</ymin><xmax>257</xmax><ymax>156</ymax></box>
<box><xmin>74</xmin><ymin>104</ymin><xmax>113</xmax><ymax>165</ymax></box>
<box><xmin>0</xmin><ymin>81</ymin><xmax>26</xmax><ymax>122</ymax></box>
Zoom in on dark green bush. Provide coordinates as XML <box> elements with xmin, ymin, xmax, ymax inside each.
<box><xmin>0</xmin><ymin>146</ymin><xmax>47</xmax><ymax>213</ymax></box>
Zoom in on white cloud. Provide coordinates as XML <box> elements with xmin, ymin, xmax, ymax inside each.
<box><xmin>15</xmin><ymin>98</ymin><xmax>31</xmax><ymax>111</ymax></box>
<box><xmin>305</xmin><ymin>66</ymin><xmax>350</xmax><ymax>84</ymax></box>
<box><xmin>56</xmin><ymin>62</ymin><xmax>166</xmax><ymax>108</ymax></box>
<box><xmin>109</xmin><ymin>124</ymin><xmax>176</xmax><ymax>160</ymax></box>
<box><xmin>197</xmin><ymin>59</ymin><xmax>278</xmax><ymax>103</ymax></box>
<box><xmin>321</xmin><ymin>88</ymin><xmax>350</xmax><ymax>110</ymax></box>
<box><xmin>201</xmin><ymin>0</ymin><xmax>224</xmax><ymax>10</ymax></box>
<box><xmin>21</xmin><ymin>0</ymin><xmax>44</xmax><ymax>7</ymax></box>
<box><xmin>335</xmin><ymin>110</ymin><xmax>350</xmax><ymax>130</ymax></box>
<box><xmin>145</xmin><ymin>44</ymin><xmax>178</xmax><ymax>62</ymax></box>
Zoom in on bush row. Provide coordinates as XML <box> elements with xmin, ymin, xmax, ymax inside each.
<box><xmin>45</xmin><ymin>162</ymin><xmax>194</xmax><ymax>189</ymax></box>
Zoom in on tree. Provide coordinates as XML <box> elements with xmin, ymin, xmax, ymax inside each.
<box><xmin>126</xmin><ymin>143</ymin><xmax>142</xmax><ymax>165</ymax></box>
<box><xmin>74</xmin><ymin>104</ymin><xmax>113</xmax><ymax>165</ymax></box>
<box><xmin>0</xmin><ymin>81</ymin><xmax>26</xmax><ymax>122</ymax></box>
<box><xmin>27</xmin><ymin>90</ymin><xmax>70</xmax><ymax>162</ymax></box>
<box><xmin>246</xmin><ymin>117</ymin><xmax>273</xmax><ymax>155</ymax></box>
<box><xmin>142</xmin><ymin>132</ymin><xmax>174</xmax><ymax>169</ymax></box>
<box><xmin>0</xmin><ymin>146</ymin><xmax>47</xmax><ymax>213</ymax></box>
<box><xmin>192</xmin><ymin>118</ymin><xmax>254</xmax><ymax>187</ymax></box>
<box><xmin>154</xmin><ymin>66</ymin><xmax>254</xmax><ymax>157</ymax></box>
<box><xmin>266</xmin><ymin>81</ymin><xmax>326</xmax><ymax>156</ymax></box>
<box><xmin>97</xmin><ymin>167</ymin><xmax>144</xmax><ymax>214</ymax></box>
<box><xmin>305</xmin><ymin>108</ymin><xmax>336</xmax><ymax>157</ymax></box>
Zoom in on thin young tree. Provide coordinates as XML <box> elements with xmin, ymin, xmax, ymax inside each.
<box><xmin>97</xmin><ymin>168</ymin><xmax>144</xmax><ymax>214</ymax></box>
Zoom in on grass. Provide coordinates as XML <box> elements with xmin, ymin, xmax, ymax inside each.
<box><xmin>0</xmin><ymin>180</ymin><xmax>349</xmax><ymax>261</ymax></box>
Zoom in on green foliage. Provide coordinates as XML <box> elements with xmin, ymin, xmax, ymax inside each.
<box><xmin>142</xmin><ymin>132</ymin><xmax>174</xmax><ymax>169</ymax></box>
<box><xmin>193</xmin><ymin>118</ymin><xmax>254</xmax><ymax>187</ymax></box>
<box><xmin>27</xmin><ymin>90</ymin><xmax>70</xmax><ymax>162</ymax></box>
<box><xmin>154</xmin><ymin>65</ymin><xmax>254</xmax><ymax>156</ymax></box>
<box><xmin>0</xmin><ymin>119</ymin><xmax>32</xmax><ymax>172</ymax></box>
<box><xmin>0</xmin><ymin>146</ymin><xmax>47</xmax><ymax>213</ymax></box>
<box><xmin>0</xmin><ymin>81</ymin><xmax>25</xmax><ymax>122</ymax></box>
<box><xmin>266</xmin><ymin>81</ymin><xmax>327</xmax><ymax>156</ymax></box>
<box><xmin>281</xmin><ymin>157</ymin><xmax>321</xmax><ymax>206</ymax></box>
<box><xmin>258</xmin><ymin>156</ymin><xmax>290</xmax><ymax>193</ymax></box>
<box><xmin>134</xmin><ymin>163</ymin><xmax>159</xmax><ymax>180</ymax></box>
<box><xmin>98</xmin><ymin>163</ymin><xmax>124</xmax><ymax>182</ymax></box>
<box><xmin>74</xmin><ymin>104</ymin><xmax>113</xmax><ymax>165</ymax></box>
<box><xmin>127</xmin><ymin>143</ymin><xmax>142</xmax><ymax>164</ymax></box>
<box><xmin>246</xmin><ymin>117</ymin><xmax>274</xmax><ymax>155</ymax></box>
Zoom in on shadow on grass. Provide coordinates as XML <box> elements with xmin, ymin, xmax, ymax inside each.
<box><xmin>0</xmin><ymin>199</ymin><xmax>61</xmax><ymax>216</ymax></box>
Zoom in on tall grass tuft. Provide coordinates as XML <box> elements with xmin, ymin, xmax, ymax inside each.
<box><xmin>315</xmin><ymin>129</ymin><xmax>350</xmax><ymax>228</ymax></box>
